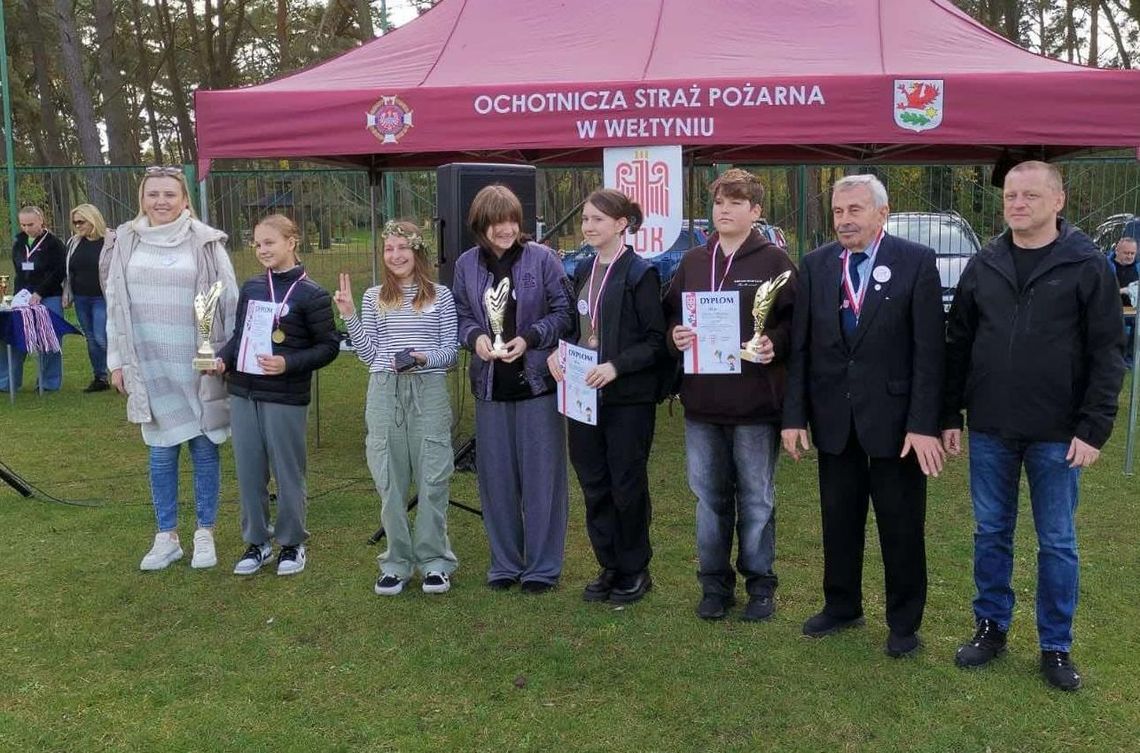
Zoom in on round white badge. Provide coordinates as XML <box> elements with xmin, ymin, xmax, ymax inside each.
<box><xmin>872</xmin><ymin>265</ymin><xmax>891</xmax><ymax>283</ymax></box>
<box><xmin>577</xmin><ymin>299</ymin><xmax>589</xmax><ymax>316</ymax></box>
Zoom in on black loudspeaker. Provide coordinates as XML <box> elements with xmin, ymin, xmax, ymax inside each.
<box><xmin>436</xmin><ymin>163</ymin><xmax>537</xmax><ymax>287</ymax></box>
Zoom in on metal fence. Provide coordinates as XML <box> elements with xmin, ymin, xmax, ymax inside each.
<box><xmin>3</xmin><ymin>158</ymin><xmax>1139</xmax><ymax>291</ymax></box>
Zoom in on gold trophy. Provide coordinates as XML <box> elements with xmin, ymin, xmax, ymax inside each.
<box><xmin>740</xmin><ymin>270</ymin><xmax>792</xmax><ymax>363</ymax></box>
<box><xmin>0</xmin><ymin>274</ymin><xmax>11</xmax><ymax>309</ymax></box>
<box><xmin>483</xmin><ymin>277</ymin><xmax>511</xmax><ymax>357</ymax></box>
<box><xmin>192</xmin><ymin>281</ymin><xmax>225</xmax><ymax>370</ymax></box>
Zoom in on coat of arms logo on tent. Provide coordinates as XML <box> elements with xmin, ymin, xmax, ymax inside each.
<box><xmin>366</xmin><ymin>96</ymin><xmax>414</xmax><ymax>144</ymax></box>
<box><xmin>894</xmin><ymin>80</ymin><xmax>943</xmax><ymax>132</ymax></box>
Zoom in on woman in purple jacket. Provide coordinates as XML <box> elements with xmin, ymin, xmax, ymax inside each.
<box><xmin>452</xmin><ymin>184</ymin><xmax>573</xmax><ymax>593</ymax></box>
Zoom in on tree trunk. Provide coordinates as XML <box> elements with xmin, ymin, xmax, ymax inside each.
<box><xmin>277</xmin><ymin>0</ymin><xmax>290</xmax><ymax>72</ymax></box>
<box><xmin>358</xmin><ymin>0</ymin><xmax>375</xmax><ymax>39</ymax></box>
<box><xmin>155</xmin><ymin>0</ymin><xmax>198</xmax><ymax>163</ymax></box>
<box><xmin>22</xmin><ymin>0</ymin><xmax>68</xmax><ymax>168</ymax></box>
<box><xmin>1088</xmin><ymin>1</ymin><xmax>1099</xmax><ymax>64</ymax></box>
<box><xmin>51</xmin><ymin>0</ymin><xmax>105</xmax><ymax>168</ymax></box>
<box><xmin>130</xmin><ymin>0</ymin><xmax>165</xmax><ymax>163</ymax></box>
<box><xmin>93</xmin><ymin>0</ymin><xmax>137</xmax><ymax>165</ymax></box>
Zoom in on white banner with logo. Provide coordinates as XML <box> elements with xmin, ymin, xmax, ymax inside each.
<box><xmin>603</xmin><ymin>145</ymin><xmax>683</xmax><ymax>259</ymax></box>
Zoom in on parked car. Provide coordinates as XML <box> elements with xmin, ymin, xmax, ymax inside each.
<box><xmin>1092</xmin><ymin>213</ymin><xmax>1140</xmax><ymax>254</ymax></box>
<box><xmin>885</xmin><ymin>212</ymin><xmax>982</xmax><ymax>310</ymax></box>
<box><xmin>561</xmin><ymin>219</ymin><xmax>786</xmax><ymax>289</ymax></box>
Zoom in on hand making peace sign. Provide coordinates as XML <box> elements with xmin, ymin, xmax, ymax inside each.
<box><xmin>334</xmin><ymin>272</ymin><xmax>356</xmax><ymax>318</ymax></box>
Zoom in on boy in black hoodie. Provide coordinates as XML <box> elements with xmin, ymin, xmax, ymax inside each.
<box><xmin>663</xmin><ymin>169</ymin><xmax>797</xmax><ymax>621</ymax></box>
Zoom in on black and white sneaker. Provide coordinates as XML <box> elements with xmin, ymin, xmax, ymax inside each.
<box><xmin>276</xmin><ymin>545</ymin><xmax>306</xmax><ymax>576</ymax></box>
<box><xmin>422</xmin><ymin>571</ymin><xmax>451</xmax><ymax>594</ymax></box>
<box><xmin>233</xmin><ymin>542</ymin><xmax>273</xmax><ymax>575</ymax></box>
<box><xmin>374</xmin><ymin>574</ymin><xmax>405</xmax><ymax>596</ymax></box>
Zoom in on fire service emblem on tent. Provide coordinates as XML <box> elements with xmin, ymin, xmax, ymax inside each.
<box><xmin>894</xmin><ymin>80</ymin><xmax>944</xmax><ymax>133</ymax></box>
<box><xmin>366</xmin><ymin>95</ymin><xmax>414</xmax><ymax>144</ymax></box>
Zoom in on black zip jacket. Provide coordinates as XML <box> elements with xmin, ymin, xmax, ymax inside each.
<box><xmin>12</xmin><ymin>231</ymin><xmax>67</xmax><ymax>298</ymax></box>
<box><xmin>568</xmin><ymin>247</ymin><xmax>670</xmax><ymax>405</ymax></box>
<box><xmin>943</xmin><ymin>219</ymin><xmax>1125</xmax><ymax>448</ymax></box>
<box><xmin>217</xmin><ymin>265</ymin><xmax>340</xmax><ymax>406</ymax></box>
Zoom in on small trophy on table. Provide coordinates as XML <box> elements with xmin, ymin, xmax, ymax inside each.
<box><xmin>740</xmin><ymin>270</ymin><xmax>792</xmax><ymax>363</ymax></box>
<box><xmin>192</xmin><ymin>281</ymin><xmax>225</xmax><ymax>370</ymax></box>
<box><xmin>0</xmin><ymin>275</ymin><xmax>11</xmax><ymax>310</ymax></box>
<box><xmin>483</xmin><ymin>277</ymin><xmax>511</xmax><ymax>357</ymax></box>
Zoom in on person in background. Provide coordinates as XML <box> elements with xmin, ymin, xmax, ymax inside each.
<box><xmin>104</xmin><ymin>166</ymin><xmax>238</xmax><ymax>572</ymax></box>
<box><xmin>338</xmin><ymin>220</ymin><xmax>460</xmax><ymax>596</ymax></box>
<box><xmin>63</xmin><ymin>203</ymin><xmax>116</xmax><ymax>393</ymax></box>
<box><xmin>548</xmin><ymin>188</ymin><xmax>668</xmax><ymax>605</ymax></box>
<box><xmin>213</xmin><ymin>214</ymin><xmax>339</xmax><ymax>577</ymax></box>
<box><xmin>1108</xmin><ymin>236</ymin><xmax>1137</xmax><ymax>362</ymax></box>
<box><xmin>1</xmin><ymin>205</ymin><xmax>67</xmax><ymax>391</ymax></box>
<box><xmin>453</xmin><ymin>184</ymin><xmax>573</xmax><ymax>594</ymax></box>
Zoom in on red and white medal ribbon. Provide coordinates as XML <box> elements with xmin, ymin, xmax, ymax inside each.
<box><xmin>587</xmin><ymin>245</ymin><xmax>625</xmax><ymax>340</ymax></box>
<box><xmin>24</xmin><ymin>233</ymin><xmax>48</xmax><ymax>262</ymax></box>
<box><xmin>710</xmin><ymin>242</ymin><xmax>738</xmax><ymax>291</ymax></box>
<box><xmin>267</xmin><ymin>269</ymin><xmax>307</xmax><ymax>331</ymax></box>
<box><xmin>840</xmin><ymin>229</ymin><xmax>884</xmax><ymax>319</ymax></box>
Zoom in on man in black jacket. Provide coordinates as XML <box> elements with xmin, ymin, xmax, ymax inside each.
<box><xmin>783</xmin><ymin>175</ymin><xmax>945</xmax><ymax>658</ymax></box>
<box><xmin>943</xmin><ymin>161</ymin><xmax>1125</xmax><ymax>692</ymax></box>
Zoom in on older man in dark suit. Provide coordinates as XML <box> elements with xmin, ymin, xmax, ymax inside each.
<box><xmin>783</xmin><ymin>174</ymin><xmax>945</xmax><ymax>658</ymax></box>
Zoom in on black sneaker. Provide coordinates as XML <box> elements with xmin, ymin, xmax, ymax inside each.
<box><xmin>802</xmin><ymin>610</ymin><xmax>865</xmax><ymax>637</ymax></box>
<box><xmin>955</xmin><ymin>619</ymin><xmax>1007</xmax><ymax>667</ymax></box>
<box><xmin>520</xmin><ymin>581</ymin><xmax>555</xmax><ymax>594</ymax></box>
<box><xmin>609</xmin><ymin>571</ymin><xmax>652</xmax><ymax>605</ymax></box>
<box><xmin>374</xmin><ymin>574</ymin><xmax>404</xmax><ymax>596</ymax></box>
<box><xmin>583</xmin><ymin>569</ymin><xmax>616</xmax><ymax>602</ymax></box>
<box><xmin>1040</xmin><ymin>651</ymin><xmax>1082</xmax><ymax>691</ymax></box>
<box><xmin>233</xmin><ymin>542</ymin><xmax>273</xmax><ymax>575</ymax></box>
<box><xmin>696</xmin><ymin>593</ymin><xmax>735</xmax><ymax>620</ymax></box>
<box><xmin>487</xmin><ymin>578</ymin><xmax>516</xmax><ymax>591</ymax></box>
<box><xmin>276</xmin><ymin>545</ymin><xmax>305</xmax><ymax>576</ymax></box>
<box><xmin>741</xmin><ymin>593</ymin><xmax>776</xmax><ymax>622</ymax></box>
<box><xmin>84</xmin><ymin>378</ymin><xmax>110</xmax><ymax>393</ymax></box>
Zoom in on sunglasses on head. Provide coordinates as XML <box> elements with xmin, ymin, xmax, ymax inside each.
<box><xmin>144</xmin><ymin>166</ymin><xmax>182</xmax><ymax>177</ymax></box>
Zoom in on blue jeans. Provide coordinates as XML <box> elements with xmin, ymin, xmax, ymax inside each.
<box><xmin>969</xmin><ymin>431</ymin><xmax>1081</xmax><ymax>652</ymax></box>
<box><xmin>0</xmin><ymin>295</ymin><xmax>64</xmax><ymax>390</ymax></box>
<box><xmin>73</xmin><ymin>295</ymin><xmax>108</xmax><ymax>380</ymax></box>
<box><xmin>149</xmin><ymin>434</ymin><xmax>221</xmax><ymax>532</ymax></box>
<box><xmin>685</xmin><ymin>419</ymin><xmax>778</xmax><ymax>597</ymax></box>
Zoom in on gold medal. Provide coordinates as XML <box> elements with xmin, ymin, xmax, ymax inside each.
<box><xmin>587</xmin><ymin>335</ymin><xmax>599</xmax><ymax>349</ymax></box>
<box><xmin>271</xmin><ymin>329</ymin><xmax>286</xmax><ymax>344</ymax></box>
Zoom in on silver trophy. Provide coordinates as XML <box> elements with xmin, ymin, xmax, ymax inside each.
<box><xmin>191</xmin><ymin>281</ymin><xmax>225</xmax><ymax>370</ymax></box>
<box><xmin>740</xmin><ymin>270</ymin><xmax>792</xmax><ymax>363</ymax></box>
<box><xmin>483</xmin><ymin>277</ymin><xmax>511</xmax><ymax>357</ymax></box>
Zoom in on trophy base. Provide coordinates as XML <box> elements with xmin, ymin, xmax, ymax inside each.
<box><xmin>489</xmin><ymin>348</ymin><xmax>510</xmax><ymax>358</ymax></box>
<box><xmin>192</xmin><ymin>356</ymin><xmax>219</xmax><ymax>371</ymax></box>
<box><xmin>740</xmin><ymin>348</ymin><xmax>765</xmax><ymax>363</ymax></box>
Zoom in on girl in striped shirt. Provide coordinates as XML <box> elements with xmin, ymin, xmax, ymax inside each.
<box><xmin>336</xmin><ymin>220</ymin><xmax>460</xmax><ymax>596</ymax></box>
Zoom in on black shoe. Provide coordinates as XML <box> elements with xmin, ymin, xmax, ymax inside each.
<box><xmin>1040</xmin><ymin>651</ymin><xmax>1082</xmax><ymax>691</ymax></box>
<box><xmin>886</xmin><ymin>631</ymin><xmax>921</xmax><ymax>658</ymax></box>
<box><xmin>84</xmin><ymin>378</ymin><xmax>110</xmax><ymax>393</ymax></box>
<box><xmin>954</xmin><ymin>619</ymin><xmax>1008</xmax><ymax>667</ymax></box>
<box><xmin>696</xmin><ymin>593</ymin><xmax>735</xmax><ymax>620</ymax></box>
<box><xmin>802</xmin><ymin>610</ymin><xmax>865</xmax><ymax>637</ymax></box>
<box><xmin>741</xmin><ymin>593</ymin><xmax>776</xmax><ymax>622</ymax></box>
<box><xmin>487</xmin><ymin>578</ymin><xmax>516</xmax><ymax>591</ymax></box>
<box><xmin>609</xmin><ymin>571</ymin><xmax>652</xmax><ymax>605</ymax></box>
<box><xmin>520</xmin><ymin>581</ymin><xmax>555</xmax><ymax>594</ymax></box>
<box><xmin>583</xmin><ymin>569</ymin><xmax>616</xmax><ymax>602</ymax></box>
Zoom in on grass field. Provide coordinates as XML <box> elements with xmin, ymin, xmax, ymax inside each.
<box><xmin>1</xmin><ymin>341</ymin><xmax>1138</xmax><ymax>752</ymax></box>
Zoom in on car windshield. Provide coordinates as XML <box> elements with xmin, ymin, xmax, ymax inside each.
<box><xmin>887</xmin><ymin>216</ymin><xmax>978</xmax><ymax>257</ymax></box>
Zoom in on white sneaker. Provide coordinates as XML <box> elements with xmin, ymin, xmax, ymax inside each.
<box><xmin>233</xmin><ymin>542</ymin><xmax>273</xmax><ymax>575</ymax></box>
<box><xmin>276</xmin><ymin>545</ymin><xmax>306</xmax><ymax>576</ymax></box>
<box><xmin>140</xmin><ymin>533</ymin><xmax>183</xmax><ymax>571</ymax></box>
<box><xmin>190</xmin><ymin>528</ymin><xmax>217</xmax><ymax>569</ymax></box>
<box><xmin>422</xmin><ymin>571</ymin><xmax>451</xmax><ymax>594</ymax></box>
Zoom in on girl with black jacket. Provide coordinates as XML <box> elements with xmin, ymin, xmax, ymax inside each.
<box><xmin>547</xmin><ymin>189</ymin><xmax>669</xmax><ymax>604</ymax></box>
<box><xmin>212</xmin><ymin>214</ymin><xmax>340</xmax><ymax>576</ymax></box>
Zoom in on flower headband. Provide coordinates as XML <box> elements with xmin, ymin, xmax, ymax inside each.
<box><xmin>382</xmin><ymin>220</ymin><xmax>427</xmax><ymax>253</ymax></box>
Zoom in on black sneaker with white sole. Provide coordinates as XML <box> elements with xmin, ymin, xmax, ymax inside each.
<box><xmin>374</xmin><ymin>574</ymin><xmax>405</xmax><ymax>596</ymax></box>
<box><xmin>422</xmin><ymin>572</ymin><xmax>451</xmax><ymax>594</ymax></box>
<box><xmin>276</xmin><ymin>545</ymin><xmax>306</xmax><ymax>576</ymax></box>
<box><xmin>233</xmin><ymin>542</ymin><xmax>273</xmax><ymax>575</ymax></box>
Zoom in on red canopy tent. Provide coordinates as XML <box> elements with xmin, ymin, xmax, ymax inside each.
<box><xmin>194</xmin><ymin>0</ymin><xmax>1140</xmax><ymax>174</ymax></box>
